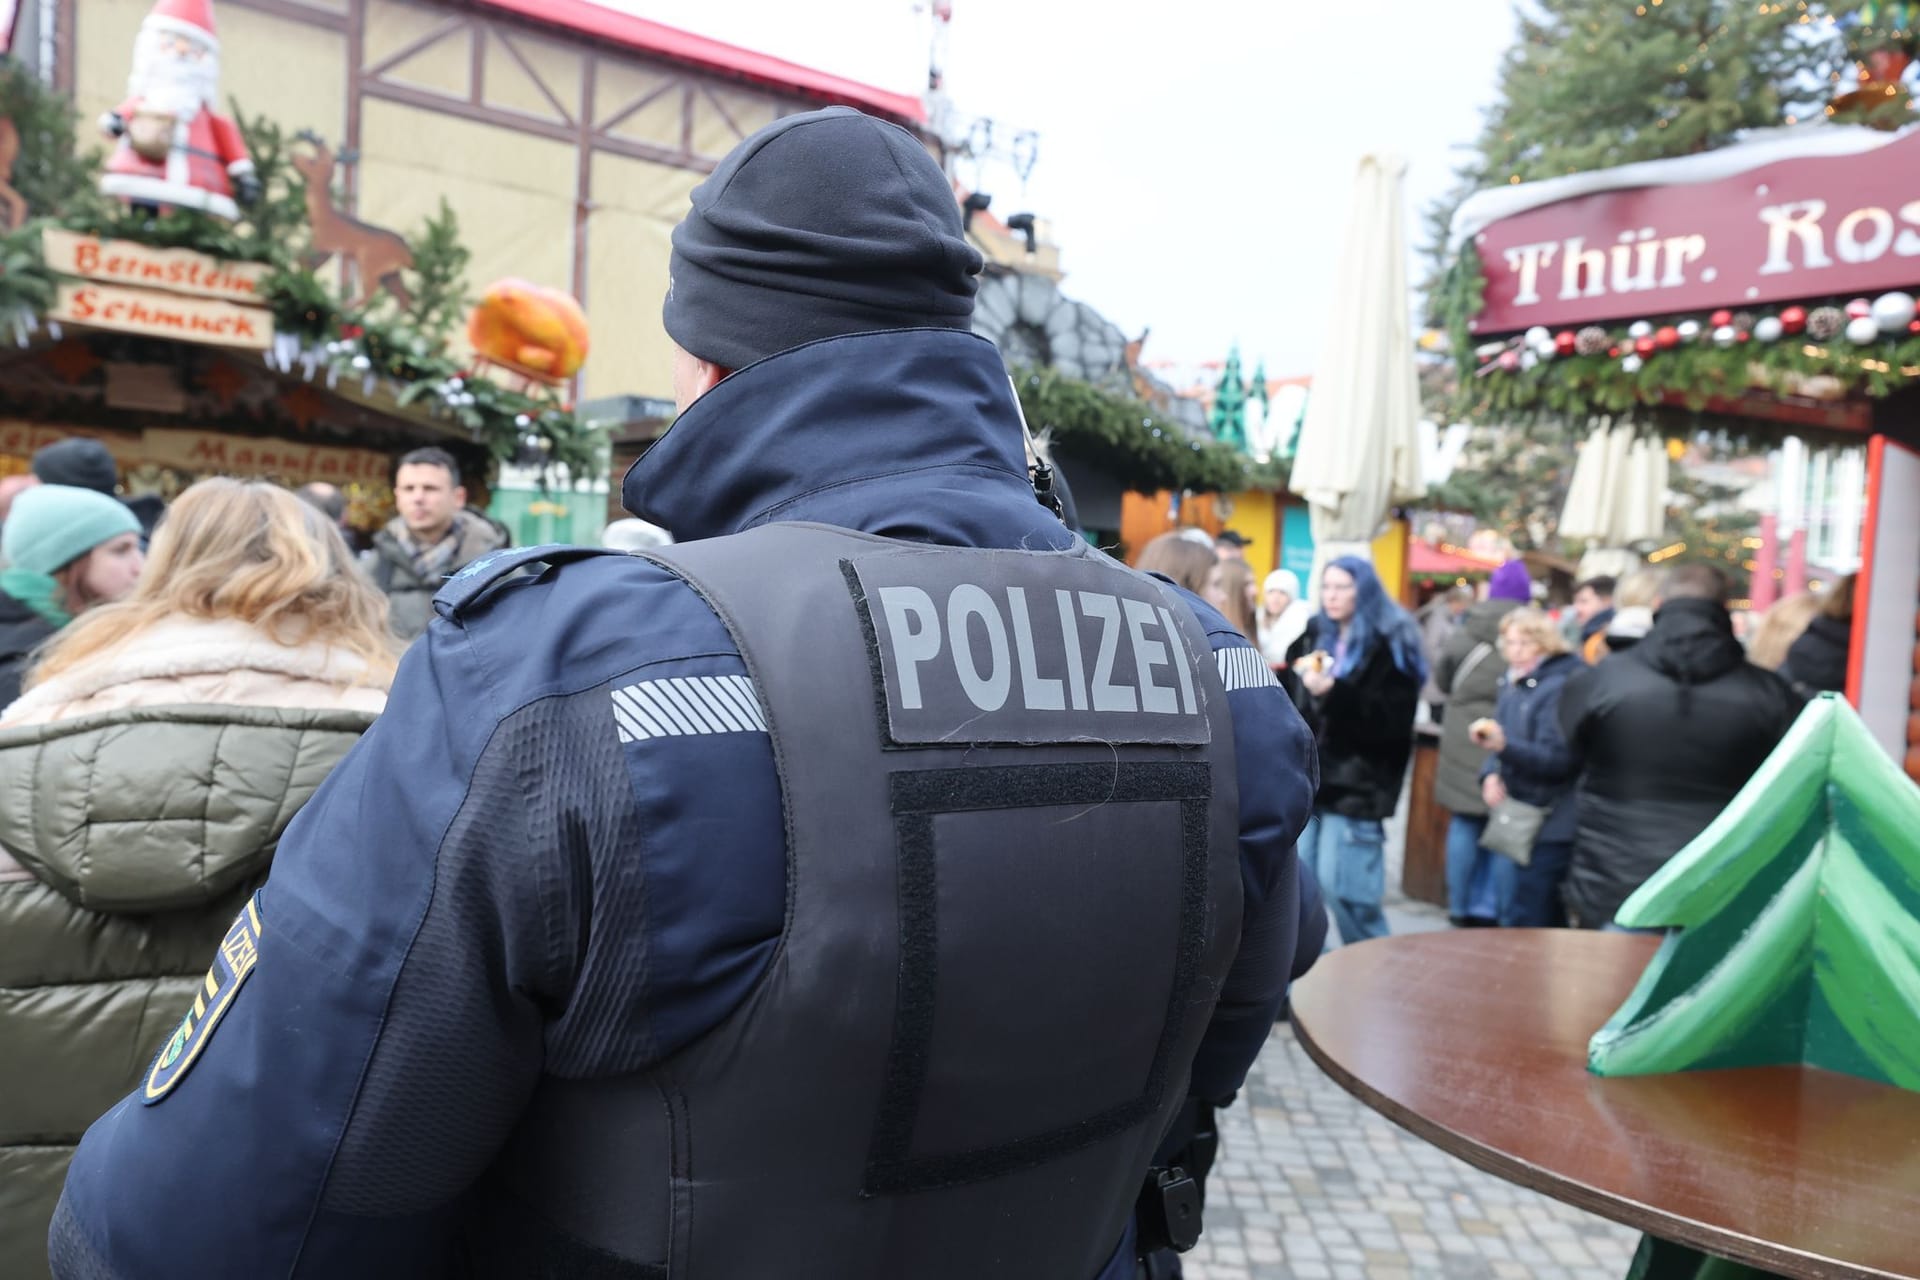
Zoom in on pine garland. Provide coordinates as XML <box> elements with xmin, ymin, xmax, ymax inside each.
<box><xmin>1015</xmin><ymin>365</ymin><xmax>1248</xmax><ymax>494</ymax></box>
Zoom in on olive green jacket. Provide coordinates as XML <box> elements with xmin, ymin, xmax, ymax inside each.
<box><xmin>0</xmin><ymin>705</ymin><xmax>376</xmax><ymax>1278</ymax></box>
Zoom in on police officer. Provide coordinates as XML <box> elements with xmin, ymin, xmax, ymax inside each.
<box><xmin>50</xmin><ymin>107</ymin><xmax>1324</xmax><ymax>1279</ymax></box>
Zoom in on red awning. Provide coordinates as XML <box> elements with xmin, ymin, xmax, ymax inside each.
<box><xmin>471</xmin><ymin>0</ymin><xmax>927</xmax><ymax>125</ymax></box>
<box><xmin>1409</xmin><ymin>538</ymin><xmax>1502</xmax><ymax>577</ymax></box>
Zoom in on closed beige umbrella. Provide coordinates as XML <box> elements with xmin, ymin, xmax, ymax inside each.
<box><xmin>1288</xmin><ymin>154</ymin><xmax>1424</xmax><ymax>586</ymax></box>
<box><xmin>1560</xmin><ymin>421</ymin><xmax>1669</xmax><ymax>547</ymax></box>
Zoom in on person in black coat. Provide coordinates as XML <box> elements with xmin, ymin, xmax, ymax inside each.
<box><xmin>1471</xmin><ymin>609</ymin><xmax>1582</xmax><ymax>928</ymax></box>
<box><xmin>1285</xmin><ymin>556</ymin><xmax>1425</xmax><ymax>945</ymax></box>
<box><xmin>1776</xmin><ymin>573</ymin><xmax>1854</xmax><ymax>697</ymax></box>
<box><xmin>1557</xmin><ymin>564</ymin><xmax>1802</xmax><ymax>928</ymax></box>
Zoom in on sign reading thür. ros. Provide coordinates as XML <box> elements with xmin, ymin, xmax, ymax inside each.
<box><xmin>1471</xmin><ymin>131</ymin><xmax>1920</xmax><ymax>334</ymax></box>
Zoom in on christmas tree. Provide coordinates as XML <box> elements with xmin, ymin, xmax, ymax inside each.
<box><xmin>1208</xmin><ymin>344</ymin><xmax>1248</xmax><ymax>452</ymax></box>
<box><xmin>1590</xmin><ymin>695</ymin><xmax>1920</xmax><ymax>1091</ymax></box>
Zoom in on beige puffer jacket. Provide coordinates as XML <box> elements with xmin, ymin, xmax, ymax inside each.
<box><xmin>0</xmin><ymin>618</ymin><xmax>386</xmax><ymax>1278</ymax></box>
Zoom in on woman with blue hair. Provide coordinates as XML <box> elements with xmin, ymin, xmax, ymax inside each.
<box><xmin>1284</xmin><ymin>556</ymin><xmax>1425</xmax><ymax>944</ymax></box>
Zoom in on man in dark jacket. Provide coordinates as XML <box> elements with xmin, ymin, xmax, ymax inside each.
<box><xmin>363</xmin><ymin>446</ymin><xmax>510</xmax><ymax>642</ymax></box>
<box><xmin>52</xmin><ymin>107</ymin><xmax>1323</xmax><ymax>1280</ymax></box>
<box><xmin>1557</xmin><ymin>563</ymin><xmax>1802</xmax><ymax>928</ymax></box>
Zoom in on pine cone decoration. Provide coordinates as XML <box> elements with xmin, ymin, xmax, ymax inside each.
<box><xmin>1731</xmin><ymin>311</ymin><xmax>1757</xmax><ymax>333</ymax></box>
<box><xmin>1807</xmin><ymin>306</ymin><xmax>1845</xmax><ymax>341</ymax></box>
<box><xmin>1575</xmin><ymin>326</ymin><xmax>1610</xmax><ymax>357</ymax></box>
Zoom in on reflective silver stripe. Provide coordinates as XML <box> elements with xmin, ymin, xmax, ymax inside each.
<box><xmin>610</xmin><ymin>675</ymin><xmax>771</xmax><ymax>742</ymax></box>
<box><xmin>1215</xmin><ymin>646</ymin><xmax>1278</xmax><ymax>692</ymax></box>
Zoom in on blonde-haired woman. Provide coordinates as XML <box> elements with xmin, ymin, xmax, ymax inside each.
<box><xmin>1467</xmin><ymin>607</ymin><xmax>1582</xmax><ymax>928</ymax></box>
<box><xmin>0</xmin><ymin>477</ymin><xmax>397</xmax><ymax>1276</ymax></box>
<box><xmin>1747</xmin><ymin>591</ymin><xmax>1822</xmax><ymax>672</ymax></box>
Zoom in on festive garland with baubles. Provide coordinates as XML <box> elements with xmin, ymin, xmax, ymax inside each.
<box><xmin>1456</xmin><ymin>288</ymin><xmax>1920</xmax><ymax>420</ymax></box>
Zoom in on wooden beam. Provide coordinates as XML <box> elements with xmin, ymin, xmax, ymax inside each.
<box><xmin>344</xmin><ymin>0</ymin><xmax>365</xmax><ymax>218</ymax></box>
<box><xmin>497</xmin><ymin>28</ymin><xmax>575</xmax><ymax>126</ymax></box>
<box><xmin>225</xmin><ymin>0</ymin><xmax>348</xmax><ymax>31</ymax></box>
<box><xmin>698</xmin><ymin>82</ymin><xmax>743</xmax><ymax>144</ymax></box>
<box><xmin>573</xmin><ymin>54</ymin><xmax>594</xmax><ymax>308</ymax></box>
<box><xmin>470</xmin><ymin>23</ymin><xmax>486</xmax><ymax>105</ymax></box>
<box><xmin>594</xmin><ymin>79</ymin><xmax>678</xmax><ymax>136</ymax></box>
<box><xmin>362</xmin><ymin>15</ymin><xmax>466</xmax><ymax>80</ymax></box>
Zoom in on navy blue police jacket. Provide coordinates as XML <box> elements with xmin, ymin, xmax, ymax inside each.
<box><xmin>50</xmin><ymin>328</ymin><xmax>1324</xmax><ymax>1279</ymax></box>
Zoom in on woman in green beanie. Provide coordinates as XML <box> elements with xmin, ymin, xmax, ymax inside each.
<box><xmin>0</xmin><ymin>484</ymin><xmax>144</xmax><ymax>709</ymax></box>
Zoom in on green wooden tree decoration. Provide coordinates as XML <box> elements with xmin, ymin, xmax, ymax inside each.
<box><xmin>1208</xmin><ymin>344</ymin><xmax>1247</xmax><ymax>451</ymax></box>
<box><xmin>1589</xmin><ymin>694</ymin><xmax>1920</xmax><ymax>1090</ymax></box>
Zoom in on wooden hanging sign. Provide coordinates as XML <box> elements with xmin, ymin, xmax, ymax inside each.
<box><xmin>41</xmin><ymin>228</ymin><xmax>269</xmax><ymax>305</ymax></box>
<box><xmin>49</xmin><ymin>281</ymin><xmax>273</xmax><ymax>350</ymax></box>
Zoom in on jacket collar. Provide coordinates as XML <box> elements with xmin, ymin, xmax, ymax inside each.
<box><xmin>623</xmin><ymin>329</ymin><xmax>1076</xmax><ymax>551</ymax></box>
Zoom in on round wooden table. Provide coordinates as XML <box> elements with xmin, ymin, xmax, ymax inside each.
<box><xmin>1288</xmin><ymin>930</ymin><xmax>1920</xmax><ymax>1280</ymax></box>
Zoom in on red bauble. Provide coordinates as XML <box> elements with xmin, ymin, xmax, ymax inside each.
<box><xmin>1634</xmin><ymin>336</ymin><xmax>1656</xmax><ymax>356</ymax></box>
<box><xmin>1554</xmin><ymin>330</ymin><xmax>1577</xmax><ymax>356</ymax></box>
<box><xmin>1654</xmin><ymin>325</ymin><xmax>1680</xmax><ymax>350</ymax></box>
<box><xmin>1710</xmin><ymin>309</ymin><xmax>1733</xmax><ymax>327</ymax></box>
<box><xmin>1780</xmin><ymin>306</ymin><xmax>1808</xmax><ymax>334</ymax></box>
<box><xmin>1910</xmin><ymin>319</ymin><xmax>1920</xmax><ymax>334</ymax></box>
<box><xmin>1737</xmin><ymin>331</ymin><xmax>1751</xmax><ymax>343</ymax></box>
<box><xmin>1608</xmin><ymin>345</ymin><xmax>1621</xmax><ymax>358</ymax></box>
<box><xmin>1847</xmin><ymin>297</ymin><xmax>1872</xmax><ymax>319</ymax></box>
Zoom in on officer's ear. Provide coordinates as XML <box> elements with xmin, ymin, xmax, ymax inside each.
<box><xmin>671</xmin><ymin>342</ymin><xmax>733</xmax><ymax>413</ymax></box>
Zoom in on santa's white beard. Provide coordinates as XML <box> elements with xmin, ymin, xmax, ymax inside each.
<box><xmin>127</xmin><ymin>31</ymin><xmax>220</xmax><ymax>117</ymax></box>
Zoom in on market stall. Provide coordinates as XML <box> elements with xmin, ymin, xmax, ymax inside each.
<box><xmin>1447</xmin><ymin>119</ymin><xmax>1920</xmax><ymax>777</ymax></box>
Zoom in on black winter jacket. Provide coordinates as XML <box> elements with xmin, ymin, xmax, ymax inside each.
<box><xmin>1776</xmin><ymin>614</ymin><xmax>1851</xmax><ymax>697</ymax></box>
<box><xmin>1483</xmin><ymin>652</ymin><xmax>1582</xmax><ymax>845</ymax></box>
<box><xmin>1287</xmin><ymin>629</ymin><xmax>1420</xmax><ymax>821</ymax></box>
<box><xmin>1557</xmin><ymin>598</ymin><xmax>1802</xmax><ymax>926</ymax></box>
<box><xmin>0</xmin><ymin>589</ymin><xmax>57</xmax><ymax>712</ymax></box>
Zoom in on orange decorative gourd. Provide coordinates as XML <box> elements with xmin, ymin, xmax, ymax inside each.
<box><xmin>467</xmin><ymin>278</ymin><xmax>589</xmax><ymax>383</ymax></box>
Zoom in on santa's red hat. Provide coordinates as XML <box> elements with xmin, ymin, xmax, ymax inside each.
<box><xmin>142</xmin><ymin>0</ymin><xmax>219</xmax><ymax>49</ymax></box>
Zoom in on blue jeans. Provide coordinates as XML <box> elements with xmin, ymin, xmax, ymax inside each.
<box><xmin>1301</xmin><ymin>811</ymin><xmax>1390</xmax><ymax>946</ymax></box>
<box><xmin>1503</xmin><ymin>838</ymin><xmax>1572</xmax><ymax>927</ymax></box>
<box><xmin>1445</xmin><ymin>814</ymin><xmax>1513</xmax><ymax>923</ymax></box>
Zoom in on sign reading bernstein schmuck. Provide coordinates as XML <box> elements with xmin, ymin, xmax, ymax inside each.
<box><xmin>49</xmin><ymin>281</ymin><xmax>272</xmax><ymax>350</ymax></box>
<box><xmin>41</xmin><ymin>228</ymin><xmax>267</xmax><ymax>304</ymax></box>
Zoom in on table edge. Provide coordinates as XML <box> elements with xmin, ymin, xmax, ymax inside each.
<box><xmin>1284</xmin><ymin>1009</ymin><xmax>1903</xmax><ymax>1280</ymax></box>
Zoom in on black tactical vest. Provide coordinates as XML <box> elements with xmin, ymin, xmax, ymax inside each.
<box><xmin>467</xmin><ymin>524</ymin><xmax>1243</xmax><ymax>1280</ymax></box>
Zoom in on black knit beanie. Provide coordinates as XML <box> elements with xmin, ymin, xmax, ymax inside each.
<box><xmin>664</xmin><ymin>107</ymin><xmax>984</xmax><ymax>371</ymax></box>
<box><xmin>32</xmin><ymin>437</ymin><xmax>118</xmax><ymax>495</ymax></box>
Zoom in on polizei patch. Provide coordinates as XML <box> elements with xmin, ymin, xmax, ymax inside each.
<box><xmin>143</xmin><ymin>892</ymin><xmax>263</xmax><ymax>1103</ymax></box>
<box><xmin>848</xmin><ymin>549</ymin><xmax>1212</xmax><ymax>747</ymax></box>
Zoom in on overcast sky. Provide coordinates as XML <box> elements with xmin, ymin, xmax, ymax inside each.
<box><xmin>610</xmin><ymin>0</ymin><xmax>1516</xmax><ymax>377</ymax></box>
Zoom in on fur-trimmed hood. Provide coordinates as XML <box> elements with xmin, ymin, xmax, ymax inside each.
<box><xmin>0</xmin><ymin>615</ymin><xmax>391</xmax><ymax>727</ymax></box>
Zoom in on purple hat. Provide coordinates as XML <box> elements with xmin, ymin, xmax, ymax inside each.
<box><xmin>1488</xmin><ymin>559</ymin><xmax>1532</xmax><ymax>603</ymax></box>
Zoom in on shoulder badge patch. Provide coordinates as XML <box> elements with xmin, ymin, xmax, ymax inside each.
<box><xmin>143</xmin><ymin>892</ymin><xmax>264</xmax><ymax>1104</ymax></box>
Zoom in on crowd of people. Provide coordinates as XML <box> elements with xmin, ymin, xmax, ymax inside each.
<box><xmin>1150</xmin><ymin>528</ymin><xmax>1855</xmax><ymax>945</ymax></box>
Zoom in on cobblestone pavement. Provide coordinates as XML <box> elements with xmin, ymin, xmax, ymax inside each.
<box><xmin>1182</xmin><ymin>898</ymin><xmax>1640</xmax><ymax>1280</ymax></box>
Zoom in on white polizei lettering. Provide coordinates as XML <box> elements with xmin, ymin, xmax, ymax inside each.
<box><xmin>1759</xmin><ymin>200</ymin><xmax>1832</xmax><ymax>275</ymax></box>
<box><xmin>876</xmin><ymin>585</ymin><xmax>941</xmax><ymax>709</ymax></box>
<box><xmin>1055</xmin><ymin>588</ymin><xmax>1090</xmax><ymax>710</ymax></box>
<box><xmin>609</xmin><ymin>675</ymin><xmax>768</xmax><ymax>743</ymax></box>
<box><xmin>1897</xmin><ymin>200</ymin><xmax>1920</xmax><ymax>257</ymax></box>
<box><xmin>948</xmin><ymin>583</ymin><xmax>1012</xmax><ymax>711</ymax></box>
<box><xmin>1157</xmin><ymin>606</ymin><xmax>1198</xmax><ymax>715</ymax></box>
<box><xmin>1836</xmin><ymin>206</ymin><xmax>1894</xmax><ymax>265</ymax></box>
<box><xmin>1005</xmin><ymin>587</ymin><xmax>1065</xmax><ymax>711</ymax></box>
<box><xmin>1123</xmin><ymin>597</ymin><xmax>1179</xmax><ymax>714</ymax></box>
<box><xmin>1078</xmin><ymin>591</ymin><xmax>1138</xmax><ymax>713</ymax></box>
<box><xmin>1216</xmin><ymin>646</ymin><xmax>1279</xmax><ymax>692</ymax></box>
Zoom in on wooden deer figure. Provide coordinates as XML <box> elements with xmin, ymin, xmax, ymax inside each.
<box><xmin>0</xmin><ymin>119</ymin><xmax>28</xmax><ymax>231</ymax></box>
<box><xmin>290</xmin><ymin>130</ymin><xmax>414</xmax><ymax>309</ymax></box>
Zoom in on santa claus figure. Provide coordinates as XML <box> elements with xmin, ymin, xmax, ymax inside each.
<box><xmin>99</xmin><ymin>0</ymin><xmax>259</xmax><ymax>220</ymax></box>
